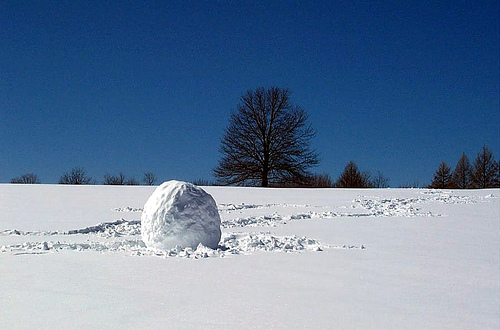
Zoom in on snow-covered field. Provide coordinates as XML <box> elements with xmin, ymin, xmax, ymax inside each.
<box><xmin>1</xmin><ymin>184</ymin><xmax>498</xmax><ymax>329</ymax></box>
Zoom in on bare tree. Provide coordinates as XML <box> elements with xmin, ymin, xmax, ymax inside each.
<box><xmin>214</xmin><ymin>87</ymin><xmax>319</xmax><ymax>187</ymax></box>
<box><xmin>59</xmin><ymin>167</ymin><xmax>92</xmax><ymax>185</ymax></box>
<box><xmin>371</xmin><ymin>171</ymin><xmax>389</xmax><ymax>188</ymax></box>
<box><xmin>336</xmin><ymin>161</ymin><xmax>372</xmax><ymax>188</ymax></box>
<box><xmin>361</xmin><ymin>171</ymin><xmax>373</xmax><ymax>188</ymax></box>
<box><xmin>143</xmin><ymin>172</ymin><xmax>157</xmax><ymax>185</ymax></box>
<box><xmin>125</xmin><ymin>177</ymin><xmax>140</xmax><ymax>185</ymax></box>
<box><xmin>471</xmin><ymin>145</ymin><xmax>499</xmax><ymax>188</ymax></box>
<box><xmin>306</xmin><ymin>173</ymin><xmax>334</xmax><ymax>188</ymax></box>
<box><xmin>451</xmin><ymin>153</ymin><xmax>472</xmax><ymax>189</ymax></box>
<box><xmin>429</xmin><ymin>161</ymin><xmax>453</xmax><ymax>189</ymax></box>
<box><xmin>11</xmin><ymin>173</ymin><xmax>40</xmax><ymax>184</ymax></box>
<box><xmin>103</xmin><ymin>173</ymin><xmax>126</xmax><ymax>185</ymax></box>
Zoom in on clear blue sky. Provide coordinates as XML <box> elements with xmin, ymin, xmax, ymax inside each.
<box><xmin>1</xmin><ymin>1</ymin><xmax>499</xmax><ymax>186</ymax></box>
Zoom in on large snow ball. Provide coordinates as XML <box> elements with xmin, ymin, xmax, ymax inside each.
<box><xmin>141</xmin><ymin>180</ymin><xmax>221</xmax><ymax>250</ymax></box>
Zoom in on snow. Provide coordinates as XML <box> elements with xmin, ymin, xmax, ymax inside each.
<box><xmin>141</xmin><ymin>181</ymin><xmax>221</xmax><ymax>250</ymax></box>
<box><xmin>0</xmin><ymin>185</ymin><xmax>499</xmax><ymax>329</ymax></box>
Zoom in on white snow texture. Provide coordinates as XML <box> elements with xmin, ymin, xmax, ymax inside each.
<box><xmin>141</xmin><ymin>180</ymin><xmax>221</xmax><ymax>250</ymax></box>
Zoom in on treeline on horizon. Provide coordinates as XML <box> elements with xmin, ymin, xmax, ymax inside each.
<box><xmin>8</xmin><ymin>144</ymin><xmax>500</xmax><ymax>189</ymax></box>
<box><xmin>7</xmin><ymin>87</ymin><xmax>500</xmax><ymax>189</ymax></box>
<box><xmin>428</xmin><ymin>145</ymin><xmax>499</xmax><ymax>189</ymax></box>
<box><xmin>10</xmin><ymin>170</ymin><xmax>159</xmax><ymax>186</ymax></box>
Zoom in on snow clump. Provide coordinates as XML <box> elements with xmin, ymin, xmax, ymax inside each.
<box><xmin>141</xmin><ymin>180</ymin><xmax>221</xmax><ymax>250</ymax></box>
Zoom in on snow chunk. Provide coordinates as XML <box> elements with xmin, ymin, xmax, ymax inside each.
<box><xmin>141</xmin><ymin>181</ymin><xmax>222</xmax><ymax>250</ymax></box>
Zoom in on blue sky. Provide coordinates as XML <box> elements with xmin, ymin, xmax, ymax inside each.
<box><xmin>1</xmin><ymin>1</ymin><xmax>498</xmax><ymax>186</ymax></box>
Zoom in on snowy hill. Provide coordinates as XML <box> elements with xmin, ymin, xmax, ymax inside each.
<box><xmin>1</xmin><ymin>184</ymin><xmax>498</xmax><ymax>329</ymax></box>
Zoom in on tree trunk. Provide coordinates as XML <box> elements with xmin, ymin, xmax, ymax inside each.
<box><xmin>261</xmin><ymin>169</ymin><xmax>269</xmax><ymax>187</ymax></box>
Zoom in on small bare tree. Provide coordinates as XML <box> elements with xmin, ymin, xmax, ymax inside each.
<box><xmin>125</xmin><ymin>177</ymin><xmax>140</xmax><ymax>185</ymax></box>
<box><xmin>429</xmin><ymin>161</ymin><xmax>453</xmax><ymax>189</ymax></box>
<box><xmin>59</xmin><ymin>167</ymin><xmax>92</xmax><ymax>185</ymax></box>
<box><xmin>143</xmin><ymin>172</ymin><xmax>157</xmax><ymax>185</ymax></box>
<box><xmin>361</xmin><ymin>171</ymin><xmax>373</xmax><ymax>188</ymax></box>
<box><xmin>103</xmin><ymin>173</ymin><xmax>126</xmax><ymax>185</ymax></box>
<box><xmin>371</xmin><ymin>171</ymin><xmax>389</xmax><ymax>188</ymax></box>
<box><xmin>11</xmin><ymin>173</ymin><xmax>40</xmax><ymax>184</ymax></box>
<box><xmin>214</xmin><ymin>87</ymin><xmax>319</xmax><ymax>187</ymax></box>
<box><xmin>306</xmin><ymin>173</ymin><xmax>334</xmax><ymax>188</ymax></box>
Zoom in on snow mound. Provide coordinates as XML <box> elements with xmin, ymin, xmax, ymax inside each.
<box><xmin>220</xmin><ymin>233</ymin><xmax>327</xmax><ymax>253</ymax></box>
<box><xmin>141</xmin><ymin>181</ymin><xmax>222</xmax><ymax>250</ymax></box>
<box><xmin>131</xmin><ymin>233</ymin><xmax>331</xmax><ymax>258</ymax></box>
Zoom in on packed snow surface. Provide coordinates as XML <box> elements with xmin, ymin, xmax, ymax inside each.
<box><xmin>0</xmin><ymin>185</ymin><xmax>498</xmax><ymax>329</ymax></box>
<box><xmin>141</xmin><ymin>181</ymin><xmax>221</xmax><ymax>250</ymax></box>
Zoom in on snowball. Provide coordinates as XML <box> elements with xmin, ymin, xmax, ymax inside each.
<box><xmin>141</xmin><ymin>180</ymin><xmax>221</xmax><ymax>250</ymax></box>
